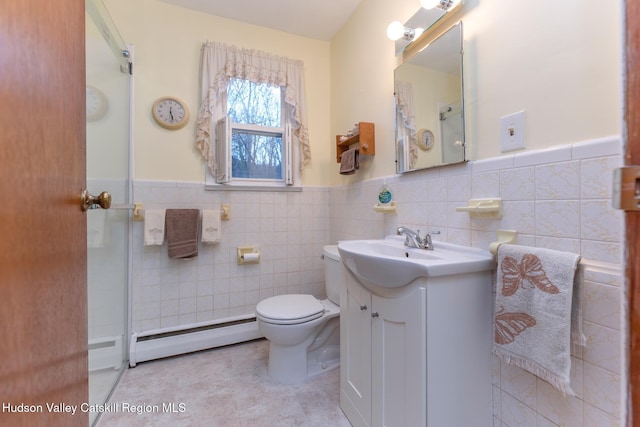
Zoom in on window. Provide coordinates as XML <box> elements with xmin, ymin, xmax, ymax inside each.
<box><xmin>197</xmin><ymin>42</ymin><xmax>310</xmax><ymax>191</ymax></box>
<box><xmin>207</xmin><ymin>78</ymin><xmax>296</xmax><ymax>190</ymax></box>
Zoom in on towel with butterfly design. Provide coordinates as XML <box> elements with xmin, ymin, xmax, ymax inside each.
<box><xmin>493</xmin><ymin>244</ymin><xmax>583</xmax><ymax>396</ymax></box>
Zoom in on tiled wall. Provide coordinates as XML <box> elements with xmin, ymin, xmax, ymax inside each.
<box><xmin>329</xmin><ymin>135</ymin><xmax>625</xmax><ymax>426</ymax></box>
<box><xmin>130</xmin><ymin>135</ymin><xmax>624</xmax><ymax>426</ymax></box>
<box><xmin>130</xmin><ymin>184</ymin><xmax>330</xmax><ymax>332</ymax></box>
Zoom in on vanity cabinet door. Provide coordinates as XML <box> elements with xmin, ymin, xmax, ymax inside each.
<box><xmin>340</xmin><ymin>274</ymin><xmax>373</xmax><ymax>427</ymax></box>
<box><xmin>371</xmin><ymin>287</ymin><xmax>427</xmax><ymax>427</ymax></box>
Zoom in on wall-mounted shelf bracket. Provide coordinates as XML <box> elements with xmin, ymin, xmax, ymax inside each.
<box><xmin>373</xmin><ymin>201</ymin><xmax>397</xmax><ymax>214</ymax></box>
<box><xmin>489</xmin><ymin>229</ymin><xmax>517</xmax><ymax>256</ymax></box>
<box><xmin>455</xmin><ymin>198</ymin><xmax>502</xmax><ymax>218</ymax></box>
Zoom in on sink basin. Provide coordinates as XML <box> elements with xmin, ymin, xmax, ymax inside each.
<box><xmin>337</xmin><ymin>236</ymin><xmax>494</xmax><ymax>290</ymax></box>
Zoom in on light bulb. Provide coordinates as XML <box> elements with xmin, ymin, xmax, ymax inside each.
<box><xmin>420</xmin><ymin>0</ymin><xmax>441</xmax><ymax>9</ymax></box>
<box><xmin>387</xmin><ymin>21</ymin><xmax>405</xmax><ymax>41</ymax></box>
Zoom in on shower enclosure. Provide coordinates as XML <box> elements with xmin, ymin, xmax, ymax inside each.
<box><xmin>439</xmin><ymin>100</ymin><xmax>464</xmax><ymax>165</ymax></box>
<box><xmin>85</xmin><ymin>1</ymin><xmax>131</xmax><ymax>425</ymax></box>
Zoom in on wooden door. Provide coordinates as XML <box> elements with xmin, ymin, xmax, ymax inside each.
<box><xmin>0</xmin><ymin>1</ymin><xmax>88</xmax><ymax>426</ymax></box>
<box><xmin>628</xmin><ymin>1</ymin><xmax>640</xmax><ymax>426</ymax></box>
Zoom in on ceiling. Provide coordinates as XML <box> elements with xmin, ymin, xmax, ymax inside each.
<box><xmin>158</xmin><ymin>0</ymin><xmax>364</xmax><ymax>41</ymax></box>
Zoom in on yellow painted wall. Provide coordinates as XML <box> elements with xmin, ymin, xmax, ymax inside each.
<box><xmin>105</xmin><ymin>0</ymin><xmax>622</xmax><ymax>186</ymax></box>
<box><xmin>331</xmin><ymin>0</ymin><xmax>623</xmax><ymax>183</ymax></box>
<box><xmin>105</xmin><ymin>0</ymin><xmax>332</xmax><ymax>185</ymax></box>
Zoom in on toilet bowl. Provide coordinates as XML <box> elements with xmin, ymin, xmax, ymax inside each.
<box><xmin>256</xmin><ymin>245</ymin><xmax>345</xmax><ymax>384</ymax></box>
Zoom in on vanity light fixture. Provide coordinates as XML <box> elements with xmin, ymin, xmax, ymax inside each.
<box><xmin>420</xmin><ymin>0</ymin><xmax>460</xmax><ymax>11</ymax></box>
<box><xmin>387</xmin><ymin>21</ymin><xmax>424</xmax><ymax>41</ymax></box>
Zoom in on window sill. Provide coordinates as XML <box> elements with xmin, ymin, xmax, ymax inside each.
<box><xmin>204</xmin><ymin>183</ymin><xmax>302</xmax><ymax>192</ymax></box>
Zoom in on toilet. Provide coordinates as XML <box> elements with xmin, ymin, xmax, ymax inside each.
<box><xmin>255</xmin><ymin>245</ymin><xmax>344</xmax><ymax>384</ymax></box>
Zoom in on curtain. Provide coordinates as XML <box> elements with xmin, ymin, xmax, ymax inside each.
<box><xmin>196</xmin><ymin>42</ymin><xmax>311</xmax><ymax>176</ymax></box>
<box><xmin>395</xmin><ymin>81</ymin><xmax>418</xmax><ymax>169</ymax></box>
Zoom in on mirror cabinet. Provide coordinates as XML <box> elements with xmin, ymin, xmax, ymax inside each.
<box><xmin>394</xmin><ymin>22</ymin><xmax>465</xmax><ymax>173</ymax></box>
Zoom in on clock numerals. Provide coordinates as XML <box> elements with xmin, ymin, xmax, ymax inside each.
<box><xmin>152</xmin><ymin>97</ymin><xmax>189</xmax><ymax>130</ymax></box>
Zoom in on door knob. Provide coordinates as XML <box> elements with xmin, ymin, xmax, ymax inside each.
<box><xmin>81</xmin><ymin>190</ymin><xmax>112</xmax><ymax>211</ymax></box>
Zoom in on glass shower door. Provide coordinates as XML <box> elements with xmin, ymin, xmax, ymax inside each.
<box><xmin>85</xmin><ymin>1</ymin><xmax>131</xmax><ymax>425</ymax></box>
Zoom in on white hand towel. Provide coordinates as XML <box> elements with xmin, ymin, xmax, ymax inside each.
<box><xmin>144</xmin><ymin>209</ymin><xmax>166</xmax><ymax>246</ymax></box>
<box><xmin>493</xmin><ymin>244</ymin><xmax>581</xmax><ymax>396</ymax></box>
<box><xmin>87</xmin><ymin>209</ymin><xmax>109</xmax><ymax>248</ymax></box>
<box><xmin>201</xmin><ymin>209</ymin><xmax>221</xmax><ymax>243</ymax></box>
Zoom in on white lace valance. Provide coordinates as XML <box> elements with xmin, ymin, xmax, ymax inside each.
<box><xmin>395</xmin><ymin>81</ymin><xmax>418</xmax><ymax>169</ymax></box>
<box><xmin>196</xmin><ymin>42</ymin><xmax>311</xmax><ymax>176</ymax></box>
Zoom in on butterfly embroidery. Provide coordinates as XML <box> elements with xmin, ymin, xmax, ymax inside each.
<box><xmin>500</xmin><ymin>253</ymin><xmax>560</xmax><ymax>296</ymax></box>
<box><xmin>494</xmin><ymin>307</ymin><xmax>537</xmax><ymax>345</ymax></box>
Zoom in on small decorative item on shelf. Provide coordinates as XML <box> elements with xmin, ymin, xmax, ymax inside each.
<box><xmin>378</xmin><ymin>183</ymin><xmax>393</xmax><ymax>205</ymax></box>
<box><xmin>374</xmin><ymin>184</ymin><xmax>396</xmax><ymax>213</ymax></box>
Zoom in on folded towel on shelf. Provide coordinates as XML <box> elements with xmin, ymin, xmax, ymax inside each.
<box><xmin>493</xmin><ymin>244</ymin><xmax>581</xmax><ymax>396</ymax></box>
<box><xmin>144</xmin><ymin>209</ymin><xmax>166</xmax><ymax>246</ymax></box>
<box><xmin>201</xmin><ymin>209</ymin><xmax>221</xmax><ymax>243</ymax></box>
<box><xmin>87</xmin><ymin>209</ymin><xmax>109</xmax><ymax>248</ymax></box>
<box><xmin>165</xmin><ymin>209</ymin><xmax>200</xmax><ymax>259</ymax></box>
<box><xmin>339</xmin><ymin>147</ymin><xmax>359</xmax><ymax>175</ymax></box>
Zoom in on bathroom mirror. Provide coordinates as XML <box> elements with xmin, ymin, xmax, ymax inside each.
<box><xmin>394</xmin><ymin>22</ymin><xmax>465</xmax><ymax>173</ymax></box>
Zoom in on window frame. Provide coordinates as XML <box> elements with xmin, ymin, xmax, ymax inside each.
<box><xmin>205</xmin><ymin>83</ymin><xmax>301</xmax><ymax>192</ymax></box>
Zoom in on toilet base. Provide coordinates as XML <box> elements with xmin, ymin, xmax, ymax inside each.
<box><xmin>266</xmin><ymin>317</ymin><xmax>340</xmax><ymax>384</ymax></box>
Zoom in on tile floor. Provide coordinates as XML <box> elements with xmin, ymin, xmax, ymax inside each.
<box><xmin>95</xmin><ymin>339</ymin><xmax>351</xmax><ymax>426</ymax></box>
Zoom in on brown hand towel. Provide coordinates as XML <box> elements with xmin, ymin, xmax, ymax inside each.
<box><xmin>339</xmin><ymin>147</ymin><xmax>359</xmax><ymax>175</ymax></box>
<box><xmin>165</xmin><ymin>209</ymin><xmax>200</xmax><ymax>259</ymax></box>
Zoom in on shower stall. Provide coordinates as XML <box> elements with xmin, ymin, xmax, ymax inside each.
<box><xmin>439</xmin><ymin>100</ymin><xmax>464</xmax><ymax>165</ymax></box>
<box><xmin>85</xmin><ymin>1</ymin><xmax>132</xmax><ymax>425</ymax></box>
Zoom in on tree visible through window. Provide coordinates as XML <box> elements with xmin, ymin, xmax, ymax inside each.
<box><xmin>227</xmin><ymin>78</ymin><xmax>284</xmax><ymax>180</ymax></box>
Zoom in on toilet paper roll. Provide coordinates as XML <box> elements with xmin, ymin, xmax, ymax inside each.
<box><xmin>242</xmin><ymin>252</ymin><xmax>260</xmax><ymax>263</ymax></box>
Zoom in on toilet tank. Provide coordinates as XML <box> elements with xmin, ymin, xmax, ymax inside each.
<box><xmin>323</xmin><ymin>245</ymin><xmax>344</xmax><ymax>306</ymax></box>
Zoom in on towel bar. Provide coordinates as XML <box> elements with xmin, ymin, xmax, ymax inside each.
<box><xmin>111</xmin><ymin>203</ymin><xmax>231</xmax><ymax>221</ymax></box>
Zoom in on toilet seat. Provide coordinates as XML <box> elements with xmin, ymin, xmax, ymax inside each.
<box><xmin>256</xmin><ymin>294</ymin><xmax>325</xmax><ymax>325</ymax></box>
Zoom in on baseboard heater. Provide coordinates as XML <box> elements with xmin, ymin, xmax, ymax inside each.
<box><xmin>129</xmin><ymin>314</ymin><xmax>263</xmax><ymax>367</ymax></box>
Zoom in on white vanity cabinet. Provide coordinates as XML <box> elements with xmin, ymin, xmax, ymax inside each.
<box><xmin>339</xmin><ymin>270</ymin><xmax>493</xmax><ymax>427</ymax></box>
<box><xmin>341</xmin><ymin>273</ymin><xmax>427</xmax><ymax>426</ymax></box>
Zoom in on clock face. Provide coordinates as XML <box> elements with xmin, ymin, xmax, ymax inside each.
<box><xmin>152</xmin><ymin>97</ymin><xmax>189</xmax><ymax>130</ymax></box>
<box><xmin>417</xmin><ymin>129</ymin><xmax>434</xmax><ymax>151</ymax></box>
<box><xmin>86</xmin><ymin>86</ymin><xmax>108</xmax><ymax>121</ymax></box>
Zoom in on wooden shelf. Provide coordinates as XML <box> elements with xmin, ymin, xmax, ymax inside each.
<box><xmin>336</xmin><ymin>122</ymin><xmax>375</xmax><ymax>163</ymax></box>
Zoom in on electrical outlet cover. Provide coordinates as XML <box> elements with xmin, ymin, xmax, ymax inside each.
<box><xmin>500</xmin><ymin>110</ymin><xmax>526</xmax><ymax>153</ymax></box>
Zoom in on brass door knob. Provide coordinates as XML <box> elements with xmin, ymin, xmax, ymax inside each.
<box><xmin>81</xmin><ymin>190</ymin><xmax>112</xmax><ymax>211</ymax></box>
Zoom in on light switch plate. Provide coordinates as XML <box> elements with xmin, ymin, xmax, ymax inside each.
<box><xmin>500</xmin><ymin>110</ymin><xmax>526</xmax><ymax>153</ymax></box>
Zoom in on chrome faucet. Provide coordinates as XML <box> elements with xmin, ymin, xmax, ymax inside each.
<box><xmin>396</xmin><ymin>227</ymin><xmax>435</xmax><ymax>250</ymax></box>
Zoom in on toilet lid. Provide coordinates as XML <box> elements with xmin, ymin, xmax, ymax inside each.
<box><xmin>256</xmin><ymin>294</ymin><xmax>325</xmax><ymax>325</ymax></box>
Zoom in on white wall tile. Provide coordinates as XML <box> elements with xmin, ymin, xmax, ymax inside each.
<box><xmin>535</xmin><ymin>200</ymin><xmax>581</xmax><ymax>238</ymax></box>
<box><xmin>500</xmin><ymin>167</ymin><xmax>535</xmax><ymax>201</ymax></box>
<box><xmin>535</xmin><ymin>161</ymin><xmax>580</xmax><ymax>200</ymax></box>
<box><xmin>514</xmin><ymin>146</ymin><xmax>572</xmax><ymax>167</ymax></box>
<box><xmin>130</xmin><ymin>136</ymin><xmax>624</xmax><ymax>427</ymax></box>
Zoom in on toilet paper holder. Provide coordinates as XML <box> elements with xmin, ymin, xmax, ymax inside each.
<box><xmin>237</xmin><ymin>246</ymin><xmax>260</xmax><ymax>265</ymax></box>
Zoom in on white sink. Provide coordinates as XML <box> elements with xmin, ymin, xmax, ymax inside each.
<box><xmin>337</xmin><ymin>236</ymin><xmax>494</xmax><ymax>290</ymax></box>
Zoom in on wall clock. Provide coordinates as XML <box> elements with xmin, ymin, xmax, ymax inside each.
<box><xmin>417</xmin><ymin>128</ymin><xmax>434</xmax><ymax>151</ymax></box>
<box><xmin>86</xmin><ymin>85</ymin><xmax>108</xmax><ymax>121</ymax></box>
<box><xmin>152</xmin><ymin>96</ymin><xmax>190</xmax><ymax>130</ymax></box>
